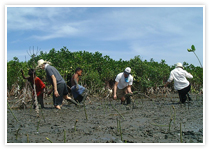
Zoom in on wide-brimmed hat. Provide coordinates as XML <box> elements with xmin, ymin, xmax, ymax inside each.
<box><xmin>176</xmin><ymin>62</ymin><xmax>183</xmax><ymax>68</ymax></box>
<box><xmin>36</xmin><ymin>59</ymin><xmax>50</xmax><ymax>69</ymax></box>
<box><xmin>124</xmin><ymin>67</ymin><xmax>131</xmax><ymax>75</ymax></box>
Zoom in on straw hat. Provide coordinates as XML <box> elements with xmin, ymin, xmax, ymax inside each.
<box><xmin>176</xmin><ymin>62</ymin><xmax>183</xmax><ymax>68</ymax></box>
<box><xmin>36</xmin><ymin>59</ymin><xmax>50</xmax><ymax>69</ymax></box>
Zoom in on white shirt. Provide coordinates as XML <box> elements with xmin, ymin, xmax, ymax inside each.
<box><xmin>167</xmin><ymin>67</ymin><xmax>193</xmax><ymax>90</ymax></box>
<box><xmin>115</xmin><ymin>72</ymin><xmax>133</xmax><ymax>89</ymax></box>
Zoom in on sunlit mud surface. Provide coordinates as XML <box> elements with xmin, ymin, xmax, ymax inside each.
<box><xmin>7</xmin><ymin>94</ymin><xmax>203</xmax><ymax>143</ymax></box>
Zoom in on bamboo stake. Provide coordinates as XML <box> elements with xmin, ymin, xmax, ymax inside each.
<box><xmin>33</xmin><ymin>72</ymin><xmax>39</xmax><ymax>117</ymax></box>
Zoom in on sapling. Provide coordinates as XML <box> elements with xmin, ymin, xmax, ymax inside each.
<box><xmin>117</xmin><ymin>118</ymin><xmax>120</xmax><ymax>133</ymax></box>
<box><xmin>46</xmin><ymin>137</ymin><xmax>53</xmax><ymax>143</ymax></box>
<box><xmin>37</xmin><ymin>119</ymin><xmax>40</xmax><ymax>133</ymax></box>
<box><xmin>180</xmin><ymin>123</ymin><xmax>183</xmax><ymax>143</ymax></box>
<box><xmin>168</xmin><ymin>118</ymin><xmax>172</xmax><ymax>133</ymax></box>
<box><xmin>64</xmin><ymin>129</ymin><xmax>66</xmax><ymax>143</ymax></box>
<box><xmin>27</xmin><ymin>134</ymin><xmax>29</xmax><ymax>143</ymax></box>
<box><xmin>187</xmin><ymin>45</ymin><xmax>203</xmax><ymax>68</ymax></box>
<box><xmin>84</xmin><ymin>104</ymin><xmax>88</xmax><ymax>120</ymax></box>
<box><xmin>119</xmin><ymin>120</ymin><xmax>123</xmax><ymax>141</ymax></box>
<box><xmin>74</xmin><ymin>119</ymin><xmax>78</xmax><ymax>131</ymax></box>
<box><xmin>172</xmin><ymin>105</ymin><xmax>176</xmax><ymax>124</ymax></box>
<box><xmin>15</xmin><ymin>128</ymin><xmax>21</xmax><ymax>140</ymax></box>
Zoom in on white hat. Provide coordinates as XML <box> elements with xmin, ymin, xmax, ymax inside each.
<box><xmin>36</xmin><ymin>59</ymin><xmax>50</xmax><ymax>69</ymax></box>
<box><xmin>124</xmin><ymin>67</ymin><xmax>131</xmax><ymax>74</ymax></box>
<box><xmin>176</xmin><ymin>62</ymin><xmax>183</xmax><ymax>68</ymax></box>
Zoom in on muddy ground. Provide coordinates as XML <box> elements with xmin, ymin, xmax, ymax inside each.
<box><xmin>7</xmin><ymin>93</ymin><xmax>203</xmax><ymax>143</ymax></box>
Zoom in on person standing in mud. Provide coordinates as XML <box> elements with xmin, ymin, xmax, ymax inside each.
<box><xmin>36</xmin><ymin>59</ymin><xmax>78</xmax><ymax>109</ymax></box>
<box><xmin>21</xmin><ymin>69</ymin><xmax>45</xmax><ymax>108</ymax></box>
<box><xmin>71</xmin><ymin>67</ymin><xmax>89</xmax><ymax>103</ymax></box>
<box><xmin>113</xmin><ymin>67</ymin><xmax>133</xmax><ymax>105</ymax></box>
<box><xmin>164</xmin><ymin>62</ymin><xmax>193</xmax><ymax>103</ymax></box>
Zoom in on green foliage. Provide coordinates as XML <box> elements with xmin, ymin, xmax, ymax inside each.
<box><xmin>7</xmin><ymin>47</ymin><xmax>203</xmax><ymax>94</ymax></box>
<box><xmin>187</xmin><ymin>45</ymin><xmax>196</xmax><ymax>52</ymax></box>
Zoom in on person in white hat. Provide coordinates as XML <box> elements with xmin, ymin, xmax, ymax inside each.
<box><xmin>113</xmin><ymin>67</ymin><xmax>133</xmax><ymax>105</ymax></box>
<box><xmin>36</xmin><ymin>59</ymin><xmax>79</xmax><ymax>109</ymax></box>
<box><xmin>164</xmin><ymin>62</ymin><xmax>193</xmax><ymax>103</ymax></box>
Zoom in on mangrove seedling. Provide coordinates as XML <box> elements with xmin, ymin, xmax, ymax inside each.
<box><xmin>74</xmin><ymin>119</ymin><xmax>78</xmax><ymax>132</ymax></box>
<box><xmin>84</xmin><ymin>104</ymin><xmax>88</xmax><ymax>120</ymax></box>
<box><xmin>15</xmin><ymin>128</ymin><xmax>21</xmax><ymax>140</ymax></box>
<box><xmin>119</xmin><ymin>119</ymin><xmax>123</xmax><ymax>141</ymax></box>
<box><xmin>187</xmin><ymin>45</ymin><xmax>202</xmax><ymax>68</ymax></box>
<box><xmin>180</xmin><ymin>123</ymin><xmax>183</xmax><ymax>143</ymax></box>
<box><xmin>46</xmin><ymin>137</ymin><xmax>53</xmax><ymax>143</ymax></box>
<box><xmin>64</xmin><ymin>129</ymin><xmax>66</xmax><ymax>143</ymax></box>
<box><xmin>26</xmin><ymin>134</ymin><xmax>29</xmax><ymax>143</ymax></box>
<box><xmin>37</xmin><ymin>119</ymin><xmax>40</xmax><ymax>133</ymax></box>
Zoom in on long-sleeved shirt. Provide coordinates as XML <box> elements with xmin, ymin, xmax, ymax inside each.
<box><xmin>167</xmin><ymin>67</ymin><xmax>193</xmax><ymax>90</ymax></box>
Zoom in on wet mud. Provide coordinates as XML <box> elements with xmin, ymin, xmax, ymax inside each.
<box><xmin>7</xmin><ymin>94</ymin><xmax>203</xmax><ymax>143</ymax></box>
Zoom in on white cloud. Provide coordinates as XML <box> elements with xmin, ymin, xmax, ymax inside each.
<box><xmin>6</xmin><ymin>7</ymin><xmax>203</xmax><ymax>66</ymax></box>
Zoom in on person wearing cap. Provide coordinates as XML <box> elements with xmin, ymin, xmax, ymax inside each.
<box><xmin>164</xmin><ymin>62</ymin><xmax>193</xmax><ymax>103</ymax></box>
<box><xmin>36</xmin><ymin>59</ymin><xmax>78</xmax><ymax>109</ymax></box>
<box><xmin>113</xmin><ymin>67</ymin><xmax>133</xmax><ymax>105</ymax></box>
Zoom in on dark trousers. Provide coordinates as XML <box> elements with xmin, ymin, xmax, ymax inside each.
<box><xmin>53</xmin><ymin>83</ymin><xmax>68</xmax><ymax>106</ymax></box>
<box><xmin>33</xmin><ymin>94</ymin><xmax>44</xmax><ymax>108</ymax></box>
<box><xmin>178</xmin><ymin>84</ymin><xmax>191</xmax><ymax>103</ymax></box>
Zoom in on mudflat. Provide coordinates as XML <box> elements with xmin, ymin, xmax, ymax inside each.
<box><xmin>7</xmin><ymin>94</ymin><xmax>203</xmax><ymax>143</ymax></box>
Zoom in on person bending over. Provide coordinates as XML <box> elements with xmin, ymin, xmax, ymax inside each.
<box><xmin>113</xmin><ymin>67</ymin><xmax>133</xmax><ymax>105</ymax></box>
<box><xmin>164</xmin><ymin>62</ymin><xmax>193</xmax><ymax>103</ymax></box>
<box><xmin>71</xmin><ymin>67</ymin><xmax>89</xmax><ymax>103</ymax></box>
<box><xmin>36</xmin><ymin>59</ymin><xmax>78</xmax><ymax>109</ymax></box>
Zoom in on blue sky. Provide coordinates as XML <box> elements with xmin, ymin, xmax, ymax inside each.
<box><xmin>7</xmin><ymin>6</ymin><xmax>204</xmax><ymax>67</ymax></box>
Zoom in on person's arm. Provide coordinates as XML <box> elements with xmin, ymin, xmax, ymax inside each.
<box><xmin>185</xmin><ymin>71</ymin><xmax>193</xmax><ymax>79</ymax></box>
<box><xmin>164</xmin><ymin>72</ymin><xmax>173</xmax><ymax>87</ymax></box>
<box><xmin>51</xmin><ymin>75</ymin><xmax>59</xmax><ymax>97</ymax></box>
<box><xmin>21</xmin><ymin>69</ymin><xmax>29</xmax><ymax>80</ymax></box>
<box><xmin>113</xmin><ymin>81</ymin><xmax>118</xmax><ymax>100</ymax></box>
<box><xmin>127</xmin><ymin>85</ymin><xmax>132</xmax><ymax>93</ymax></box>
<box><xmin>73</xmin><ymin>74</ymin><xmax>79</xmax><ymax>90</ymax></box>
<box><xmin>164</xmin><ymin>81</ymin><xmax>170</xmax><ymax>87</ymax></box>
